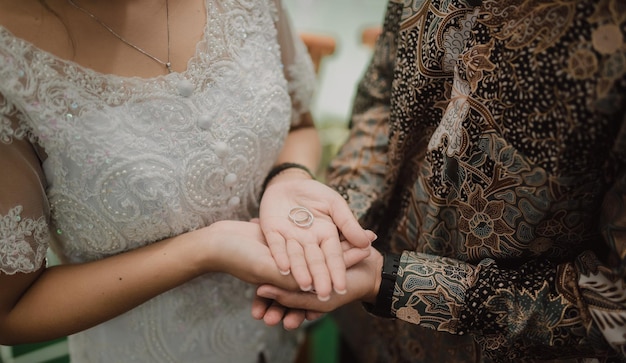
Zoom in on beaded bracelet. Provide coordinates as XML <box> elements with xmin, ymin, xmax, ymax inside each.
<box><xmin>260</xmin><ymin>162</ymin><xmax>316</xmax><ymax>197</ymax></box>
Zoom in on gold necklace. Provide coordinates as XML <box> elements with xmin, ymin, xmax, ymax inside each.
<box><xmin>66</xmin><ymin>0</ymin><xmax>173</xmax><ymax>73</ymax></box>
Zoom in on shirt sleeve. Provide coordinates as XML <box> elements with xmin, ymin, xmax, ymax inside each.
<box><xmin>0</xmin><ymin>92</ymin><xmax>51</xmax><ymax>275</ymax></box>
<box><xmin>325</xmin><ymin>8</ymin><xmax>397</xmax><ymax>229</ymax></box>
<box><xmin>391</xmin><ymin>147</ymin><xmax>626</xmax><ymax>361</ymax></box>
<box><xmin>271</xmin><ymin>0</ymin><xmax>316</xmax><ymax>128</ymax></box>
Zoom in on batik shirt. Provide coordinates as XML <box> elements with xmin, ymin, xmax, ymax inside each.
<box><xmin>328</xmin><ymin>0</ymin><xmax>626</xmax><ymax>362</ymax></box>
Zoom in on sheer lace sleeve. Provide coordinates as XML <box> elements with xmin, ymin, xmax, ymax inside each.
<box><xmin>0</xmin><ymin>93</ymin><xmax>50</xmax><ymax>275</ymax></box>
<box><xmin>272</xmin><ymin>0</ymin><xmax>316</xmax><ymax>127</ymax></box>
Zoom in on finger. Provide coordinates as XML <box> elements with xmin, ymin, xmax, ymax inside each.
<box><xmin>256</xmin><ymin>284</ymin><xmax>329</xmax><ymax>312</ymax></box>
<box><xmin>328</xmin><ymin>198</ymin><xmax>377</xmax><ymax>248</ymax></box>
<box><xmin>305</xmin><ymin>311</ymin><xmax>325</xmax><ymax>321</ymax></box>
<box><xmin>282</xmin><ymin>309</ymin><xmax>307</xmax><ymax>330</ymax></box>
<box><xmin>263</xmin><ymin>301</ymin><xmax>289</xmax><ymax>327</ymax></box>
<box><xmin>251</xmin><ymin>294</ymin><xmax>272</xmax><ymax>320</ymax></box>
<box><xmin>286</xmin><ymin>239</ymin><xmax>313</xmax><ymax>291</ymax></box>
<box><xmin>264</xmin><ymin>230</ymin><xmax>291</xmax><ymax>275</ymax></box>
<box><xmin>320</xmin><ymin>236</ymin><xmax>347</xmax><ymax>295</ymax></box>
<box><xmin>341</xmin><ymin>244</ymin><xmax>372</xmax><ymax>268</ymax></box>
<box><xmin>303</xmin><ymin>243</ymin><xmax>332</xmax><ymax>300</ymax></box>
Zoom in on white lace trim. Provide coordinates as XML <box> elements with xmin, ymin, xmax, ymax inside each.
<box><xmin>0</xmin><ymin>95</ymin><xmax>34</xmax><ymax>144</ymax></box>
<box><xmin>0</xmin><ymin>205</ymin><xmax>49</xmax><ymax>274</ymax></box>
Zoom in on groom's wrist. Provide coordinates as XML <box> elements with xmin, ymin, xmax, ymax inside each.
<box><xmin>362</xmin><ymin>252</ymin><xmax>400</xmax><ymax>319</ymax></box>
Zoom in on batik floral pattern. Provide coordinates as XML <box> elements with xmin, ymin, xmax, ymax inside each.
<box><xmin>328</xmin><ymin>0</ymin><xmax>626</xmax><ymax>361</ymax></box>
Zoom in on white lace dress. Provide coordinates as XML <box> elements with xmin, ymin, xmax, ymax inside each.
<box><xmin>0</xmin><ymin>1</ymin><xmax>315</xmax><ymax>362</ymax></box>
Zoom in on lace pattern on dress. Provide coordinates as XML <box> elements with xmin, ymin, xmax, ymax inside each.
<box><xmin>0</xmin><ymin>1</ymin><xmax>313</xmax><ymax>360</ymax></box>
<box><xmin>0</xmin><ymin>94</ymin><xmax>34</xmax><ymax>144</ymax></box>
<box><xmin>0</xmin><ymin>205</ymin><xmax>49</xmax><ymax>274</ymax></box>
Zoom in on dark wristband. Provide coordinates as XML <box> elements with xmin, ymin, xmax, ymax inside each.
<box><xmin>261</xmin><ymin>162</ymin><xmax>315</xmax><ymax>195</ymax></box>
<box><xmin>363</xmin><ymin>252</ymin><xmax>400</xmax><ymax>318</ymax></box>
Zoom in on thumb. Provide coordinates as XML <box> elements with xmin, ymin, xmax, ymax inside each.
<box><xmin>328</xmin><ymin>198</ymin><xmax>377</xmax><ymax>248</ymax></box>
<box><xmin>342</xmin><ymin>243</ymin><xmax>371</xmax><ymax>268</ymax></box>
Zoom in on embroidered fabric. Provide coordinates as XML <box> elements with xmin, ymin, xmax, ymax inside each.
<box><xmin>0</xmin><ymin>0</ymin><xmax>314</xmax><ymax>362</ymax></box>
<box><xmin>0</xmin><ymin>206</ymin><xmax>49</xmax><ymax>275</ymax></box>
<box><xmin>328</xmin><ymin>0</ymin><xmax>626</xmax><ymax>360</ymax></box>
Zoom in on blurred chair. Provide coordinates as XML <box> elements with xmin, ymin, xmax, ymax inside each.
<box><xmin>299</xmin><ymin>32</ymin><xmax>337</xmax><ymax>74</ymax></box>
<box><xmin>361</xmin><ymin>25</ymin><xmax>382</xmax><ymax>48</ymax></box>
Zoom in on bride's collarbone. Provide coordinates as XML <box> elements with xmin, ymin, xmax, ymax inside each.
<box><xmin>0</xmin><ymin>0</ymin><xmax>206</xmax><ymax>77</ymax></box>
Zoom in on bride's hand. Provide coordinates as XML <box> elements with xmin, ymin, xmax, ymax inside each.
<box><xmin>206</xmin><ymin>220</ymin><xmax>299</xmax><ymax>289</ymax></box>
<box><xmin>259</xmin><ymin>178</ymin><xmax>376</xmax><ymax>301</ymax></box>
<box><xmin>254</xmin><ymin>247</ymin><xmax>382</xmax><ymax>319</ymax></box>
<box><xmin>250</xmin><ymin>240</ymin><xmax>373</xmax><ymax>329</ymax></box>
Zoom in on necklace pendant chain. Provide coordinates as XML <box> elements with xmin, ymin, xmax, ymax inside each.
<box><xmin>66</xmin><ymin>0</ymin><xmax>173</xmax><ymax>74</ymax></box>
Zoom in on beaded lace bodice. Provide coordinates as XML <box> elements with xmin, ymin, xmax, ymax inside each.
<box><xmin>0</xmin><ymin>0</ymin><xmax>314</xmax><ymax>362</ymax></box>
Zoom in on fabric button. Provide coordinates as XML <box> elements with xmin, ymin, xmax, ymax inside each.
<box><xmin>198</xmin><ymin>114</ymin><xmax>212</xmax><ymax>130</ymax></box>
<box><xmin>228</xmin><ymin>196</ymin><xmax>240</xmax><ymax>207</ymax></box>
<box><xmin>224</xmin><ymin>173</ymin><xmax>237</xmax><ymax>186</ymax></box>
<box><xmin>214</xmin><ymin>141</ymin><xmax>229</xmax><ymax>157</ymax></box>
<box><xmin>177</xmin><ymin>79</ymin><xmax>194</xmax><ymax>97</ymax></box>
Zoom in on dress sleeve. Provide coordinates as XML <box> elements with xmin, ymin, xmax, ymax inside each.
<box><xmin>0</xmin><ymin>93</ymin><xmax>50</xmax><ymax>275</ymax></box>
<box><xmin>391</xmin><ymin>127</ymin><xmax>626</xmax><ymax>360</ymax></box>
<box><xmin>271</xmin><ymin>0</ymin><xmax>316</xmax><ymax>128</ymax></box>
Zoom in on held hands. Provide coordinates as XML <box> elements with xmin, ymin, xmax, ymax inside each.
<box><xmin>204</xmin><ymin>220</ymin><xmax>294</xmax><ymax>287</ymax></box>
<box><xmin>207</xmin><ymin>219</ymin><xmax>374</xmax><ymax>330</ymax></box>
<box><xmin>259</xmin><ymin>176</ymin><xmax>376</xmax><ymax>300</ymax></box>
<box><xmin>206</xmin><ymin>219</ymin><xmax>325</xmax><ymax>330</ymax></box>
<box><xmin>206</xmin><ymin>213</ymin><xmax>378</xmax><ymax>330</ymax></box>
<box><xmin>251</xmin><ymin>240</ymin><xmax>374</xmax><ymax>330</ymax></box>
<box><xmin>251</xmin><ymin>246</ymin><xmax>384</xmax><ymax>329</ymax></box>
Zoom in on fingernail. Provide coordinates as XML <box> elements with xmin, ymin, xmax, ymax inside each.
<box><xmin>279</xmin><ymin>269</ymin><xmax>291</xmax><ymax>276</ymax></box>
<box><xmin>301</xmin><ymin>284</ymin><xmax>313</xmax><ymax>292</ymax></box>
<box><xmin>334</xmin><ymin>288</ymin><xmax>347</xmax><ymax>295</ymax></box>
<box><xmin>366</xmin><ymin>230</ymin><xmax>378</xmax><ymax>242</ymax></box>
<box><xmin>317</xmin><ymin>294</ymin><xmax>330</xmax><ymax>302</ymax></box>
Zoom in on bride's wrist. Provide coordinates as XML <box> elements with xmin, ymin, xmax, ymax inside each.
<box><xmin>260</xmin><ymin>162</ymin><xmax>316</xmax><ymax>195</ymax></box>
<box><xmin>192</xmin><ymin>223</ymin><xmax>224</xmax><ymax>274</ymax></box>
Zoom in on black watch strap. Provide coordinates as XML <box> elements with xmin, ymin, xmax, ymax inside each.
<box><xmin>363</xmin><ymin>253</ymin><xmax>400</xmax><ymax>318</ymax></box>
